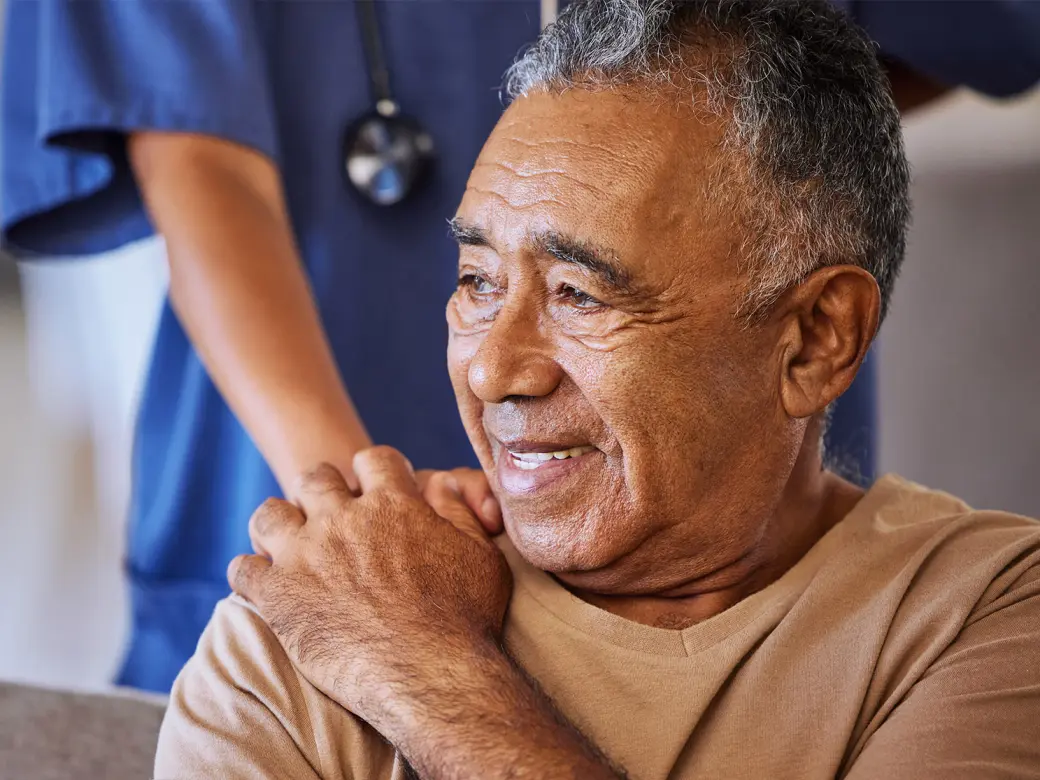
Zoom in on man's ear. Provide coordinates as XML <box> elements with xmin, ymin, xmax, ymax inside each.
<box><xmin>775</xmin><ymin>265</ymin><xmax>880</xmax><ymax>419</ymax></box>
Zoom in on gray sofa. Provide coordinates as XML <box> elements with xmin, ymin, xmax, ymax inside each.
<box><xmin>0</xmin><ymin>682</ymin><xmax>165</xmax><ymax>780</ymax></box>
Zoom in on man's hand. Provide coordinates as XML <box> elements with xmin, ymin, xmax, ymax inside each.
<box><xmin>227</xmin><ymin>447</ymin><xmax>512</xmax><ymax>733</ymax></box>
<box><xmin>416</xmin><ymin>466</ymin><xmax>503</xmax><ymax>536</ymax></box>
<box><xmin>231</xmin><ymin>447</ymin><xmax>622</xmax><ymax>779</ymax></box>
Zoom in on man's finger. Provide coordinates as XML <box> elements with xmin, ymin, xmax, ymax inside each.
<box><xmin>248</xmin><ymin>498</ymin><xmax>304</xmax><ymax>559</ymax></box>
<box><xmin>415</xmin><ymin>469</ymin><xmax>436</xmax><ymax>493</ymax></box>
<box><xmin>424</xmin><ymin>471</ymin><xmax>490</xmax><ymax>546</ymax></box>
<box><xmin>353</xmin><ymin>445</ymin><xmax>421</xmax><ymax>497</ymax></box>
<box><xmin>454</xmin><ymin>468</ymin><xmax>503</xmax><ymax>535</ymax></box>
<box><xmin>293</xmin><ymin>462</ymin><xmax>354</xmax><ymax>519</ymax></box>
<box><xmin>227</xmin><ymin>554</ymin><xmax>272</xmax><ymax>604</ymax></box>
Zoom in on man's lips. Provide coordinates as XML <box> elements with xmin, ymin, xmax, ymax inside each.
<box><xmin>492</xmin><ymin>439</ymin><xmax>600</xmax><ymax>493</ymax></box>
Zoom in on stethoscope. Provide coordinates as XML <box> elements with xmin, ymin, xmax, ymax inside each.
<box><xmin>343</xmin><ymin>0</ymin><xmax>560</xmax><ymax>206</ymax></box>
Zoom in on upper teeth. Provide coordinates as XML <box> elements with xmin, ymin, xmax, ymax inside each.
<box><xmin>509</xmin><ymin>446</ymin><xmax>595</xmax><ymax>470</ymax></box>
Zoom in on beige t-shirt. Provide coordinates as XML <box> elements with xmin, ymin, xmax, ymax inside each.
<box><xmin>155</xmin><ymin>475</ymin><xmax>1040</xmax><ymax>779</ymax></box>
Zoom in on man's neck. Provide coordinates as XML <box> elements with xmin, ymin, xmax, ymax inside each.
<box><xmin>570</xmin><ymin>449</ymin><xmax>865</xmax><ymax>630</ymax></box>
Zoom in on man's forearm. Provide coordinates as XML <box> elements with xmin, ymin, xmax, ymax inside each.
<box><xmin>374</xmin><ymin>640</ymin><xmax>625</xmax><ymax>780</ymax></box>
<box><xmin>130</xmin><ymin>133</ymin><xmax>371</xmax><ymax>492</ymax></box>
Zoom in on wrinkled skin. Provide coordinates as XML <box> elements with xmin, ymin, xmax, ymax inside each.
<box><xmin>447</xmin><ymin>88</ymin><xmax>875</xmax><ymax>624</ymax></box>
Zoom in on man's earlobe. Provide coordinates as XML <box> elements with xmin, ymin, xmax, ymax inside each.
<box><xmin>778</xmin><ymin>266</ymin><xmax>880</xmax><ymax>419</ymax></box>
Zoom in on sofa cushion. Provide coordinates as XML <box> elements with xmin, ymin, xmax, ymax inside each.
<box><xmin>0</xmin><ymin>682</ymin><xmax>165</xmax><ymax>780</ymax></box>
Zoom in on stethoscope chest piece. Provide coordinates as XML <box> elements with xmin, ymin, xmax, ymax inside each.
<box><xmin>343</xmin><ymin>102</ymin><xmax>435</xmax><ymax>206</ymax></box>
<box><xmin>343</xmin><ymin>0</ymin><xmax>556</xmax><ymax>206</ymax></box>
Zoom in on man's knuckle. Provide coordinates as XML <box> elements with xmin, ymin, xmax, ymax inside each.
<box><xmin>301</xmin><ymin>462</ymin><xmax>344</xmax><ymax>493</ymax></box>
<box><xmin>359</xmin><ymin>445</ymin><xmax>415</xmax><ymax>474</ymax></box>
<box><xmin>229</xmin><ymin>556</ymin><xmax>256</xmax><ymax>592</ymax></box>
<box><xmin>253</xmin><ymin>498</ymin><xmax>295</xmax><ymax>533</ymax></box>
<box><xmin>249</xmin><ymin>500</ymin><xmax>273</xmax><ymax>532</ymax></box>
<box><xmin>297</xmin><ymin>463</ymin><xmax>348</xmax><ymax>500</ymax></box>
<box><xmin>366</xmin><ymin>444</ymin><xmax>398</xmax><ymax>464</ymax></box>
<box><xmin>258</xmin><ymin>496</ymin><xmax>287</xmax><ymax>515</ymax></box>
<box><xmin>311</xmin><ymin>461</ymin><xmax>341</xmax><ymax>481</ymax></box>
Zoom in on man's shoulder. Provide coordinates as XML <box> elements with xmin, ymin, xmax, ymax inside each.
<box><xmin>851</xmin><ymin>474</ymin><xmax>1039</xmax><ymax>559</ymax></box>
<box><xmin>155</xmin><ymin>595</ymin><xmax>404</xmax><ymax>780</ymax></box>
<box><xmin>205</xmin><ymin>593</ymin><xmax>294</xmax><ymax>671</ymax></box>
<box><xmin>838</xmin><ymin>473</ymin><xmax>1040</xmax><ymax>632</ymax></box>
<box><xmin>827</xmin><ymin>478</ymin><xmax>1040</xmax><ymax>775</ymax></box>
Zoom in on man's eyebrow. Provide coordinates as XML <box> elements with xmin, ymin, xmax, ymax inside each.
<box><xmin>536</xmin><ymin>231</ymin><xmax>634</xmax><ymax>293</ymax></box>
<box><xmin>449</xmin><ymin>219</ymin><xmax>639</xmax><ymax>295</ymax></box>
<box><xmin>448</xmin><ymin>218</ymin><xmax>491</xmax><ymax>248</ymax></box>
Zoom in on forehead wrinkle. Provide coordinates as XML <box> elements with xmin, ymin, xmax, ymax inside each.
<box><xmin>500</xmin><ymin>132</ymin><xmax>645</xmax><ymax>162</ymax></box>
<box><xmin>495</xmin><ymin>116</ymin><xmax>646</xmax><ymax>164</ymax></box>
<box><xmin>473</xmin><ymin>158</ymin><xmax>615</xmax><ymax>202</ymax></box>
<box><xmin>501</xmin><ymin>136</ymin><xmax>645</xmax><ymax>181</ymax></box>
<box><xmin>461</xmin><ymin>184</ymin><xmax>566</xmax><ymax>216</ymax></box>
<box><xmin>497</xmin><ymin>104</ymin><xmax>655</xmax><ymax>167</ymax></box>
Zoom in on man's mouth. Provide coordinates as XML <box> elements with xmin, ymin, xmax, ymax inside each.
<box><xmin>506</xmin><ymin>445</ymin><xmax>597</xmax><ymax>470</ymax></box>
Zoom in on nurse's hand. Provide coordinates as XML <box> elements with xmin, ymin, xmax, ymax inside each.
<box><xmin>227</xmin><ymin>447</ymin><xmax>513</xmax><ymax>736</ymax></box>
<box><xmin>417</xmin><ymin>466</ymin><xmax>503</xmax><ymax>535</ymax></box>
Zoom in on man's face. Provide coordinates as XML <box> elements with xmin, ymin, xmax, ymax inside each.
<box><xmin>448</xmin><ymin>89</ymin><xmax>800</xmax><ymax>595</ymax></box>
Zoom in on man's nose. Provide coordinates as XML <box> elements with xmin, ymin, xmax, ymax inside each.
<box><xmin>468</xmin><ymin>300</ymin><xmax>563</xmax><ymax>403</ymax></box>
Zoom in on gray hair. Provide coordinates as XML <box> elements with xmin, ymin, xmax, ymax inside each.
<box><xmin>504</xmin><ymin>0</ymin><xmax>911</xmax><ymax>323</ymax></box>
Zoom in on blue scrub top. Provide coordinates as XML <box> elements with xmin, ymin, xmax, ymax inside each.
<box><xmin>2</xmin><ymin>0</ymin><xmax>1039</xmax><ymax>693</ymax></box>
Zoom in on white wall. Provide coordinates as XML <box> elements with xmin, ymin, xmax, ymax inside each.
<box><xmin>879</xmin><ymin>90</ymin><xmax>1040</xmax><ymax>516</ymax></box>
<box><xmin>0</xmin><ymin>242</ymin><xmax>167</xmax><ymax>690</ymax></box>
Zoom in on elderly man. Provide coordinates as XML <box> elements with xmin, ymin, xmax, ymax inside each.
<box><xmin>155</xmin><ymin>1</ymin><xmax>1040</xmax><ymax>778</ymax></box>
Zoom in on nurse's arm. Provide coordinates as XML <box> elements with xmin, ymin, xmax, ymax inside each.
<box><xmin>128</xmin><ymin>131</ymin><xmax>372</xmax><ymax>493</ymax></box>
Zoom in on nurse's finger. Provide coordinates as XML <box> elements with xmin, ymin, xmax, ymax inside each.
<box><xmin>227</xmin><ymin>554</ymin><xmax>272</xmax><ymax>605</ymax></box>
<box><xmin>293</xmin><ymin>463</ymin><xmax>354</xmax><ymax>519</ymax></box>
<box><xmin>248</xmin><ymin>498</ymin><xmax>304</xmax><ymax>560</ymax></box>
<box><xmin>353</xmin><ymin>446</ymin><xmax>421</xmax><ymax>497</ymax></box>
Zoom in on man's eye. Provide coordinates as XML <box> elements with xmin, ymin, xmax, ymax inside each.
<box><xmin>560</xmin><ymin>284</ymin><xmax>603</xmax><ymax>311</ymax></box>
<box><xmin>458</xmin><ymin>274</ymin><xmax>494</xmax><ymax>295</ymax></box>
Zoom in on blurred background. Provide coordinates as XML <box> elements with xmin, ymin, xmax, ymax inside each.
<box><xmin>1</xmin><ymin>5</ymin><xmax>1038</xmax><ymax>693</ymax></box>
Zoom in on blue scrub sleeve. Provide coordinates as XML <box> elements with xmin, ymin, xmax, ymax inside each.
<box><xmin>1</xmin><ymin>0</ymin><xmax>279</xmax><ymax>256</ymax></box>
<box><xmin>849</xmin><ymin>0</ymin><xmax>1040</xmax><ymax>97</ymax></box>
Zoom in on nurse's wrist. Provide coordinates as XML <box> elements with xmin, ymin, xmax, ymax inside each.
<box><xmin>274</xmin><ymin>400</ymin><xmax>372</xmax><ymax>496</ymax></box>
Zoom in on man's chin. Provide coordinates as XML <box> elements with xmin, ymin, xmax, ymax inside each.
<box><xmin>503</xmin><ymin>514</ymin><xmax>621</xmax><ymax>576</ymax></box>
